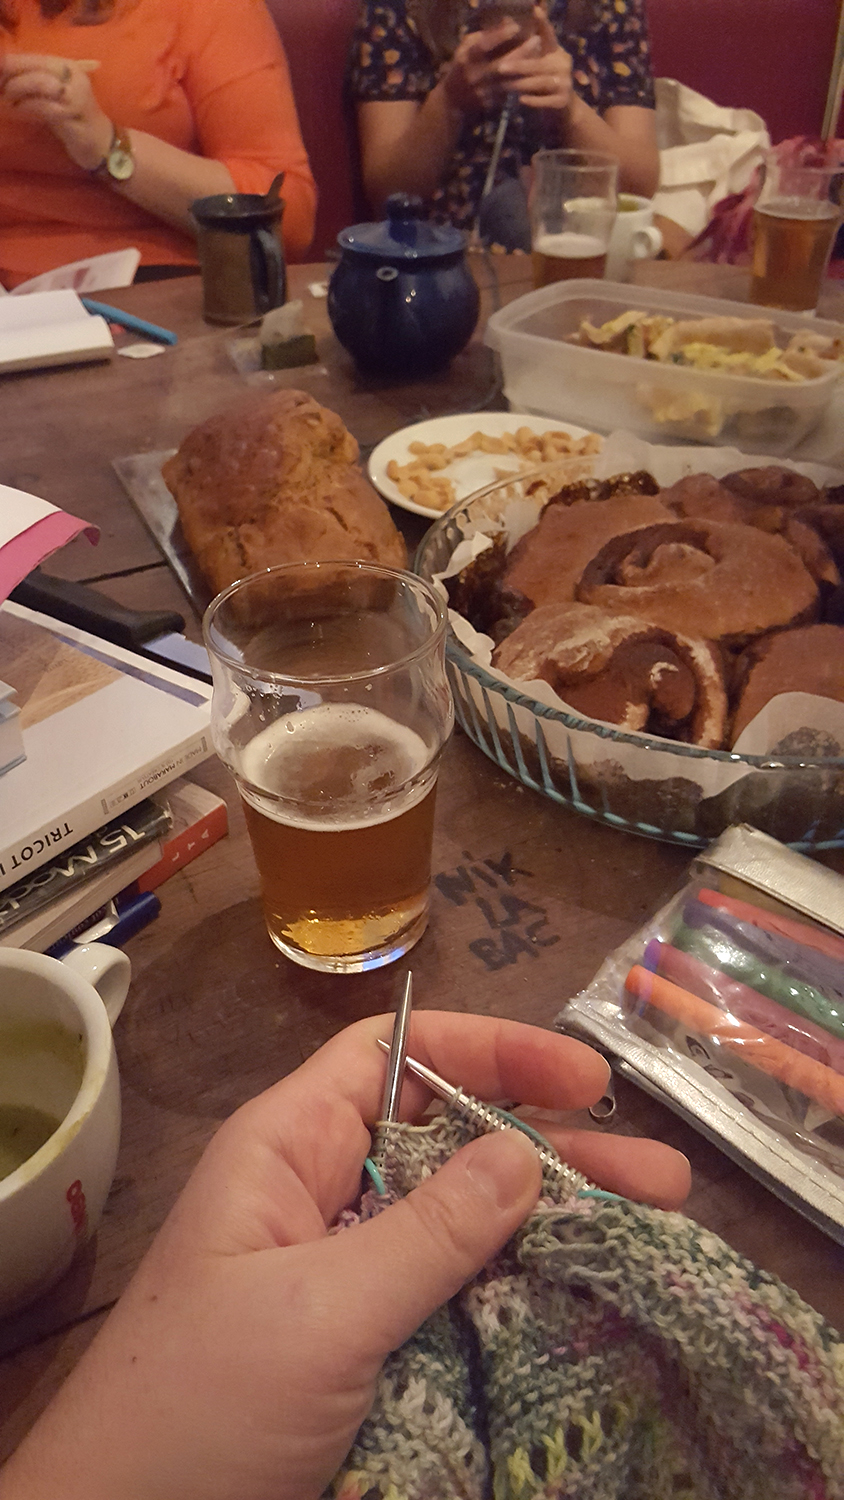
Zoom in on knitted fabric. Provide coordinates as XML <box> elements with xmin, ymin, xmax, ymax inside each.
<box><xmin>328</xmin><ymin>1109</ymin><xmax>844</xmax><ymax>1500</ymax></box>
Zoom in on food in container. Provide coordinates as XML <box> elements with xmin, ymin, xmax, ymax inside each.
<box><xmin>413</xmin><ymin>433</ymin><xmax>844</xmax><ymax>849</ymax></box>
<box><xmin>382</xmin><ymin>421</ymin><xmax>599</xmax><ymax>512</ymax></box>
<box><xmin>485</xmin><ymin>279</ymin><xmax>844</xmax><ymax>453</ymax></box>
<box><xmin>449</xmin><ymin>462</ymin><xmax>843</xmax><ymax>749</ymax></box>
<box><xmin>569</xmin><ymin>309</ymin><xmax>842</xmax><ymax>380</ymax></box>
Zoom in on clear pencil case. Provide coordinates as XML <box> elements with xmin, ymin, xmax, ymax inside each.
<box><xmin>558</xmin><ymin>824</ymin><xmax>844</xmax><ymax>1242</ymax></box>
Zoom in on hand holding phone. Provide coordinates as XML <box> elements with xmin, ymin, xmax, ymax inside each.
<box><xmin>493</xmin><ymin>8</ymin><xmax>574</xmax><ymax>113</ymax></box>
<box><xmin>468</xmin><ymin>0</ymin><xmax>538</xmax><ymax>58</ymax></box>
<box><xmin>445</xmin><ymin>2</ymin><xmax>539</xmax><ymax>112</ymax></box>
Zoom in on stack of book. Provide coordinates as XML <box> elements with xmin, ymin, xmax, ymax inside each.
<box><xmin>0</xmin><ymin>601</ymin><xmax>228</xmax><ymax>956</ymax></box>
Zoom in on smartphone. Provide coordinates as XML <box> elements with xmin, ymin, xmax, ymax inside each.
<box><xmin>470</xmin><ymin>0</ymin><xmax>536</xmax><ymax>26</ymax></box>
<box><xmin>467</xmin><ymin>0</ymin><xmax>537</xmax><ymax>57</ymax></box>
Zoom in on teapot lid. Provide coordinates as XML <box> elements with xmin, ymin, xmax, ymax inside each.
<box><xmin>337</xmin><ymin>194</ymin><xmax>466</xmax><ymax>260</ymax></box>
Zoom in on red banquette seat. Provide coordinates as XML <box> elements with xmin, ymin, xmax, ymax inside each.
<box><xmin>646</xmin><ymin>0</ymin><xmax>842</xmax><ymax>145</ymax></box>
<box><xmin>267</xmin><ymin>0</ymin><xmax>844</xmax><ymax>259</ymax></box>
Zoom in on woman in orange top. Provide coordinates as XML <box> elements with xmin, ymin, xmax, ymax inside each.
<box><xmin>0</xmin><ymin>0</ymin><xmax>317</xmax><ymax>287</ymax></box>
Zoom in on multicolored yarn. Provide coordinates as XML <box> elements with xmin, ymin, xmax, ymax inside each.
<box><xmin>328</xmin><ymin>1108</ymin><xmax>844</xmax><ymax>1500</ymax></box>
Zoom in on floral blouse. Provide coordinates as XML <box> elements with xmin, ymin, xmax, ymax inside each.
<box><xmin>349</xmin><ymin>0</ymin><xmax>655</xmax><ymax>231</ymax></box>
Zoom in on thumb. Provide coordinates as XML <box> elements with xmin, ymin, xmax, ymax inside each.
<box><xmin>333</xmin><ymin>1129</ymin><xmax>543</xmax><ymax>1359</ymax></box>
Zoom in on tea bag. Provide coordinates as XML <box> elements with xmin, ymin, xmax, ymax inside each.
<box><xmin>259</xmin><ymin>301</ymin><xmax>317</xmax><ymax>369</ymax></box>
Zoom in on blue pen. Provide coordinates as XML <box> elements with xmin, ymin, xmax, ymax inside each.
<box><xmin>80</xmin><ymin>297</ymin><xmax>178</xmax><ymax>346</ymax></box>
<box><xmin>47</xmin><ymin>890</ymin><xmax>161</xmax><ymax>958</ymax></box>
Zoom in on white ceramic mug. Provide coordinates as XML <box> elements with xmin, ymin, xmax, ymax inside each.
<box><xmin>605</xmin><ymin>194</ymin><xmax>663</xmax><ymax>282</ymax></box>
<box><xmin>0</xmin><ymin>944</ymin><xmax>127</xmax><ymax>1316</ymax></box>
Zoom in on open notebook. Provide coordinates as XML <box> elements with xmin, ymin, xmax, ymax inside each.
<box><xmin>0</xmin><ymin>289</ymin><xmax>113</xmax><ymax>374</ymax></box>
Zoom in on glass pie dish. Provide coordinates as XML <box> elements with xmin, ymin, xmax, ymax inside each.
<box><xmin>412</xmin><ymin>460</ymin><xmax>844</xmax><ymax>851</ymax></box>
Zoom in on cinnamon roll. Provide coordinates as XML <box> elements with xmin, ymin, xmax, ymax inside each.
<box><xmin>576</xmin><ymin>520</ymin><xmax>818</xmax><ymax>645</ymax></box>
<box><xmin>662</xmin><ymin>470</ymin><xmax>839</xmax><ymax>588</ymax></box>
<box><xmin>660</xmin><ymin>473</ymin><xmax>746</xmax><ymax>525</ymax></box>
<box><xmin>730</xmin><ymin>624</ymin><xmax>844</xmax><ymax>743</ymax></box>
<box><xmin>493</xmin><ymin>602</ymin><xmax>728</xmax><ymax>747</ymax></box>
<box><xmin>720</xmin><ymin>466</ymin><xmax>821</xmax><ymax>509</ymax></box>
<box><xmin>502</xmin><ymin>491</ymin><xmax>671</xmax><ymax>609</ymax></box>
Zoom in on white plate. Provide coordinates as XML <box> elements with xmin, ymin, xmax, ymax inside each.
<box><xmin>368</xmin><ymin>412</ymin><xmax>601</xmax><ymax>519</ymax></box>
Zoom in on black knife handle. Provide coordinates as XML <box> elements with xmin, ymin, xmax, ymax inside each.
<box><xmin>10</xmin><ymin>570</ymin><xmax>185</xmax><ymax>648</ymax></box>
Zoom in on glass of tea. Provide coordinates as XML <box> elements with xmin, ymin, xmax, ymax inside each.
<box><xmin>750</xmin><ymin>151</ymin><xmax>843</xmax><ymax>313</ymax></box>
<box><xmin>203</xmin><ymin>562</ymin><xmax>454</xmax><ymax>973</ymax></box>
<box><xmin>530</xmin><ymin>149</ymin><xmax>618</xmax><ymax>288</ymax></box>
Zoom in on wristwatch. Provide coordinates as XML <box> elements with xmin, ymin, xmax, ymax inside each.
<box><xmin>91</xmin><ymin>125</ymin><xmax>135</xmax><ymax>183</ymax></box>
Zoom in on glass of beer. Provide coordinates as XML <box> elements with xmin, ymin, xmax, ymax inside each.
<box><xmin>750</xmin><ymin>152</ymin><xmax>843</xmax><ymax>313</ymax></box>
<box><xmin>203</xmin><ymin>561</ymin><xmax>454</xmax><ymax>973</ymax></box>
<box><xmin>530</xmin><ymin>149</ymin><xmax>618</xmax><ymax>288</ymax></box>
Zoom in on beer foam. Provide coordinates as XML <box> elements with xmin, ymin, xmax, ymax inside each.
<box><xmin>534</xmin><ymin>231</ymin><xmax>608</xmax><ymax>260</ymax></box>
<box><xmin>239</xmin><ymin>704</ymin><xmax>432</xmax><ymax>830</ymax></box>
<box><xmin>759</xmin><ymin>198</ymin><xmax>839</xmax><ymax>223</ymax></box>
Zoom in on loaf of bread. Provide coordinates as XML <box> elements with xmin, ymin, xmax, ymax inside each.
<box><xmin>162</xmin><ymin>389</ymin><xmax>407</xmax><ymax>593</ymax></box>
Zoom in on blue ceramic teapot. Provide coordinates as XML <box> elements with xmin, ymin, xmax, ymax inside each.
<box><xmin>327</xmin><ymin>195</ymin><xmax>480</xmax><ymax>378</ymax></box>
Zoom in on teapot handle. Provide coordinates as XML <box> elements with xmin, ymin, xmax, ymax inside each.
<box><xmin>250</xmin><ymin>226</ymin><xmax>286</xmax><ymax>313</ymax></box>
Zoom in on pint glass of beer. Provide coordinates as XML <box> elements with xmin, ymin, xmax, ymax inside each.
<box><xmin>750</xmin><ymin>152</ymin><xmax>843</xmax><ymax>313</ymax></box>
<box><xmin>530</xmin><ymin>149</ymin><xmax>618</xmax><ymax>288</ymax></box>
<box><xmin>203</xmin><ymin>562</ymin><xmax>454</xmax><ymax>972</ymax></box>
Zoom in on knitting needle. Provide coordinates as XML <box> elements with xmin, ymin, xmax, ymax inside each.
<box><xmin>375</xmin><ymin>1039</ymin><xmax>590</xmax><ymax>1194</ymax></box>
<box><xmin>363</xmin><ymin>972</ymin><xmax>413</xmax><ymax>1191</ymax></box>
<box><xmin>470</xmin><ymin>94</ymin><xmax>514</xmax><ymax>247</ymax></box>
<box><xmin>379</xmin><ymin>970</ymin><xmax>413</xmax><ymax>1128</ymax></box>
<box><xmin>480</xmin><ymin>95</ymin><xmax>513</xmax><ymax>206</ymax></box>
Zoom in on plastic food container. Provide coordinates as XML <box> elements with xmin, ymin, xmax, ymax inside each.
<box><xmin>485</xmin><ymin>279</ymin><xmax>844</xmax><ymax>454</ymax></box>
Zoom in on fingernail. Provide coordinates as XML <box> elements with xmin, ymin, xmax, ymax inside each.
<box><xmin>464</xmin><ymin>1129</ymin><xmax>539</xmax><ymax>1208</ymax></box>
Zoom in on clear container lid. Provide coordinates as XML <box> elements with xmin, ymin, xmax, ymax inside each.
<box><xmin>486</xmin><ymin>278</ymin><xmax>844</xmax><ymax>391</ymax></box>
<box><xmin>337</xmin><ymin>194</ymin><xmax>466</xmax><ymax>261</ymax></box>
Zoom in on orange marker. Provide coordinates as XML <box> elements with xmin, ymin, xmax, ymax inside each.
<box><xmin>624</xmin><ymin>964</ymin><xmax>844</xmax><ymax>1118</ymax></box>
<box><xmin>697</xmin><ymin>888</ymin><xmax>844</xmax><ymax>965</ymax></box>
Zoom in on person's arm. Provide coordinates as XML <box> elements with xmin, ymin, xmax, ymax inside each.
<box><xmin>495</xmin><ymin>12</ymin><xmax>659</xmax><ymax>197</ymax></box>
<box><xmin>0</xmin><ymin>1013</ymin><xmax>689</xmax><ymax>1500</ymax></box>
<box><xmin>355</xmin><ymin>13</ymin><xmax>521</xmax><ymax>212</ymax></box>
<box><xmin>358</xmin><ymin>89</ymin><xmax>461</xmax><ymax>209</ymax></box>
<box><xmin>100</xmin><ymin>131</ymin><xmax>234</xmax><ymax>230</ymax></box>
<box><xmin>181</xmin><ymin>0</ymin><xmax>316</xmax><ymax>260</ymax></box>
<box><xmin>0</xmin><ymin>54</ymin><xmax>235</xmax><ymax>233</ymax></box>
<box><xmin>95</xmin><ymin>124</ymin><xmax>240</xmax><ymax>233</ymax></box>
<box><xmin>0</xmin><ymin>0</ymin><xmax>316</xmax><ymax>261</ymax></box>
<box><xmin>561</xmin><ymin>99</ymin><xmax>659</xmax><ymax>197</ymax></box>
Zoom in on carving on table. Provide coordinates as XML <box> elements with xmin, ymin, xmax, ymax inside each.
<box><xmin>434</xmin><ymin>848</ymin><xmax>561</xmax><ymax>971</ymax></box>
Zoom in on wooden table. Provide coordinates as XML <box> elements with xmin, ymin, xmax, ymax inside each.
<box><xmin>1</xmin><ymin>259</ymin><xmax>843</xmax><ymax>1459</ymax></box>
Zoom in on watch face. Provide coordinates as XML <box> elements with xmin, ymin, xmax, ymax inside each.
<box><xmin>109</xmin><ymin>146</ymin><xmax>134</xmax><ymax>182</ymax></box>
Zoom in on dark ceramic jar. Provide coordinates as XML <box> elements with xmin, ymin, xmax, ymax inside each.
<box><xmin>327</xmin><ymin>195</ymin><xmax>480</xmax><ymax>378</ymax></box>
